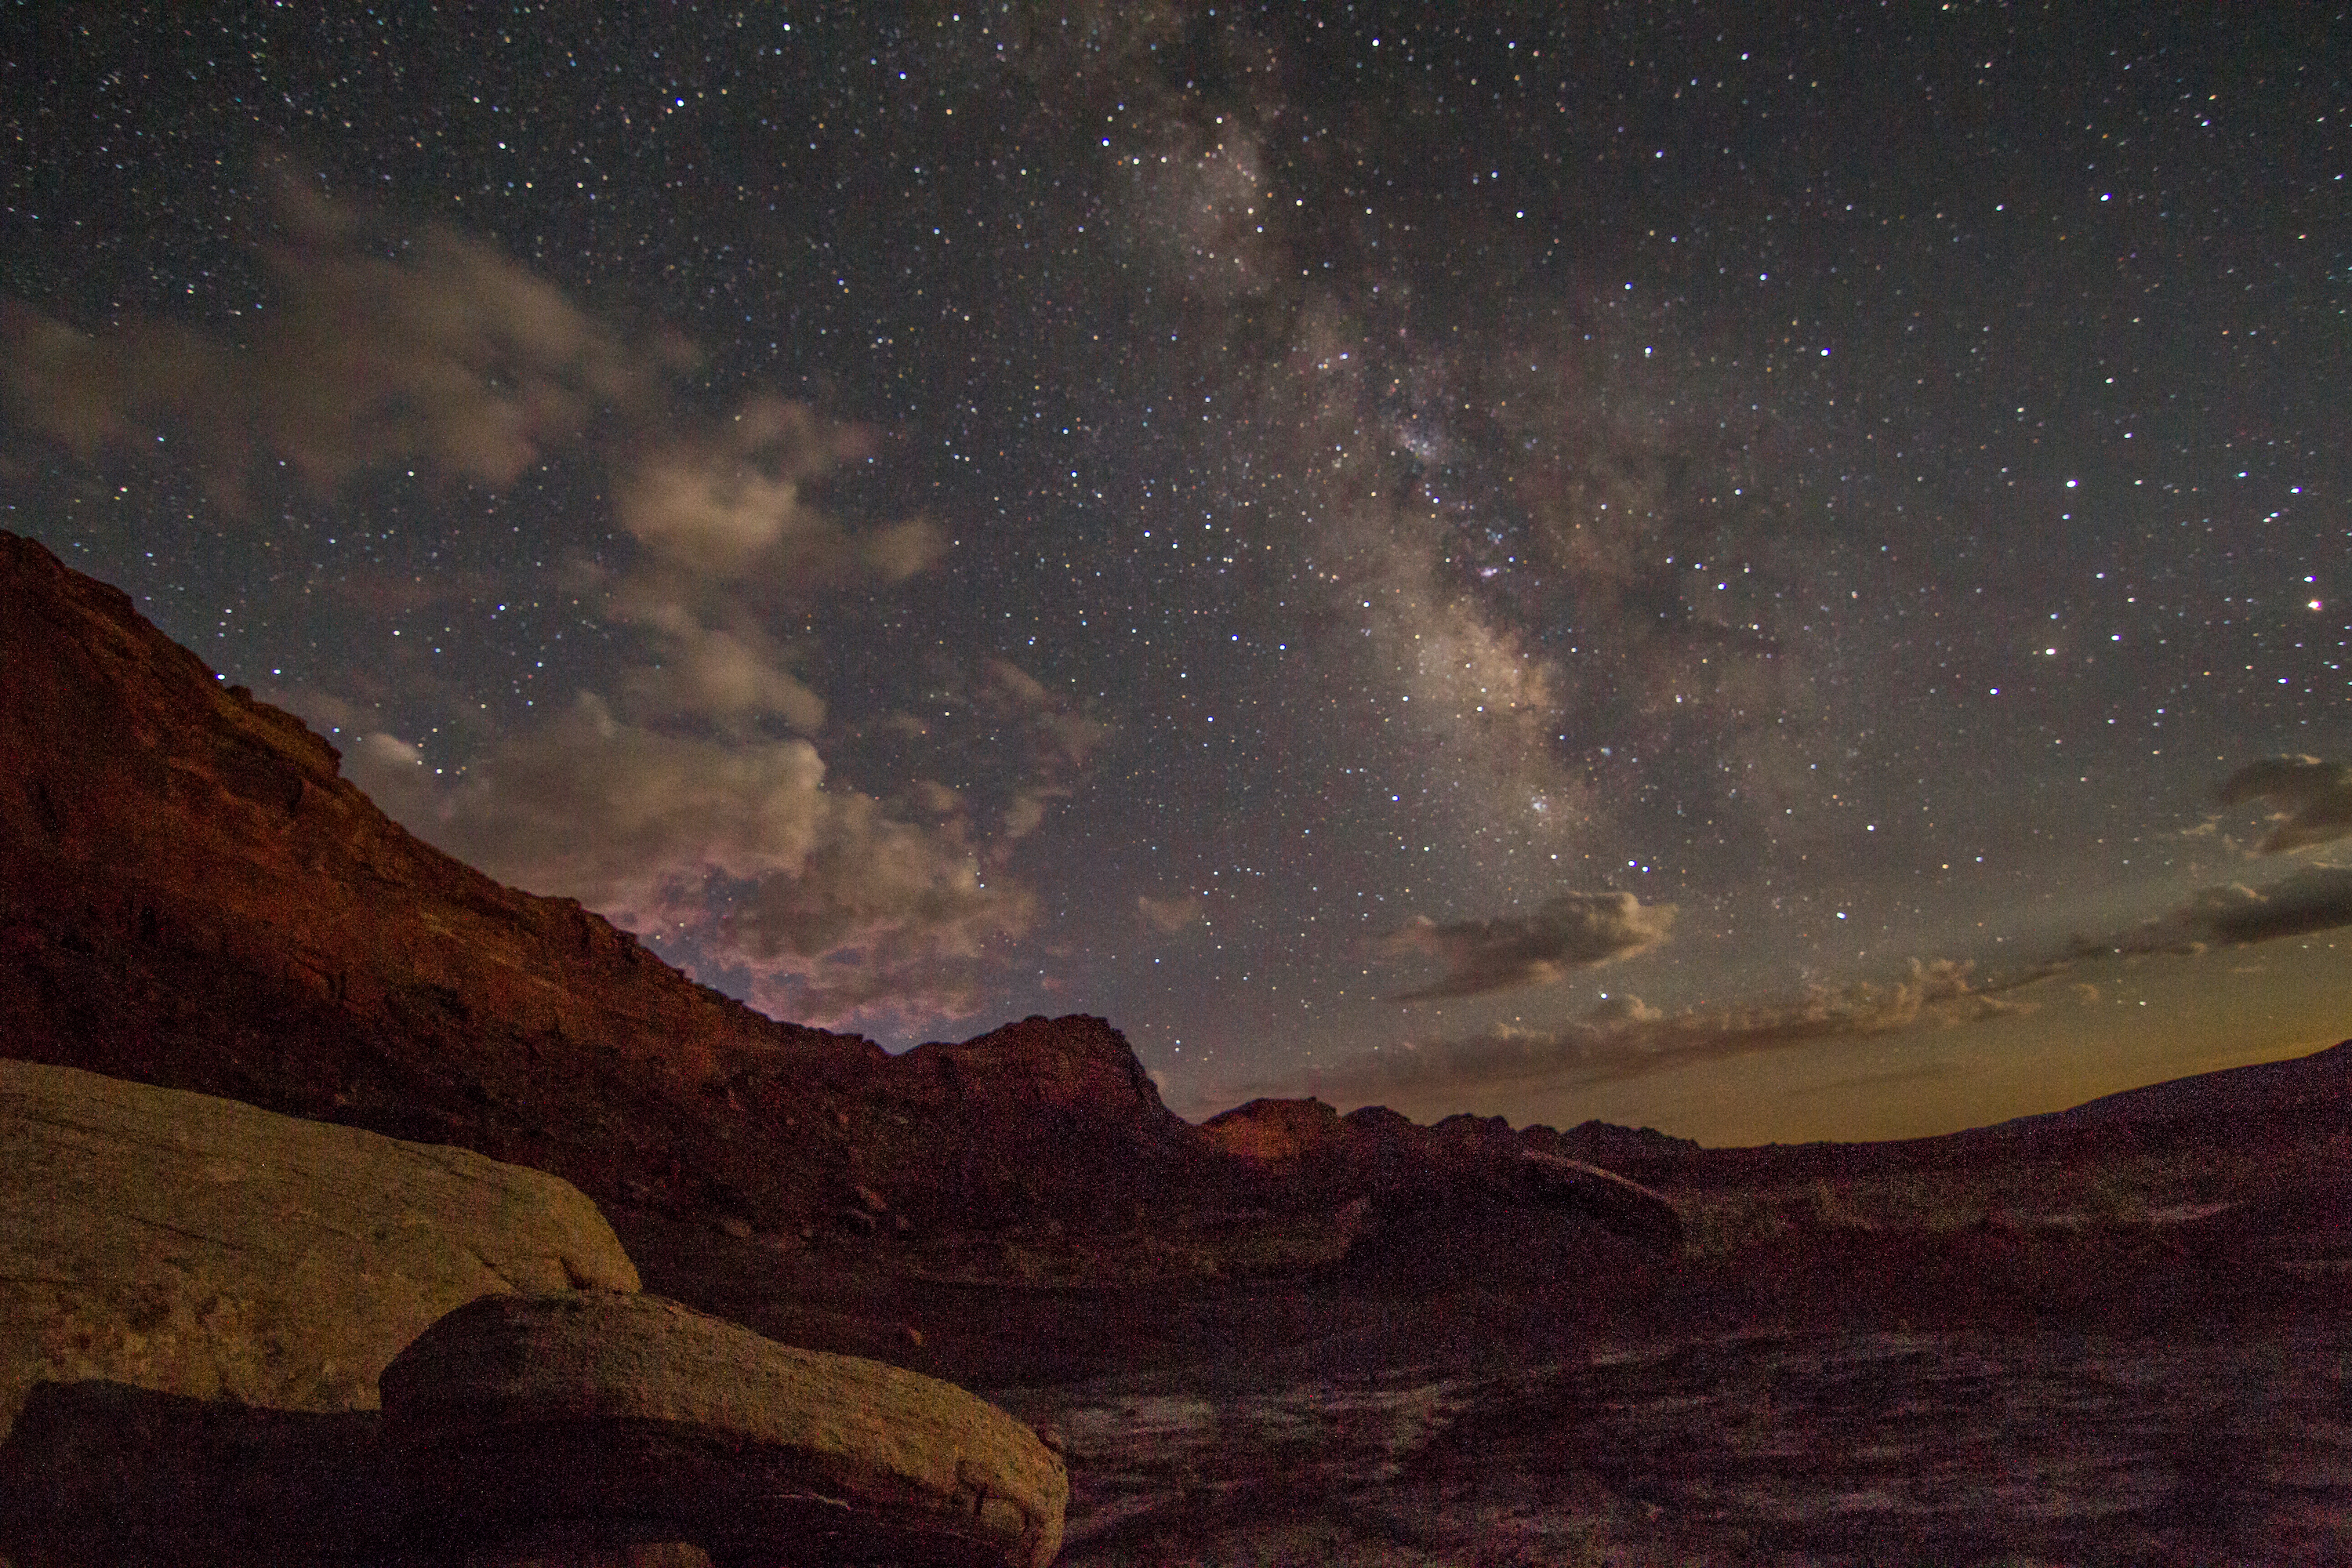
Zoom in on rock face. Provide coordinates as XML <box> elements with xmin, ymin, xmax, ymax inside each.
<box><xmin>0</xmin><ymin>528</ymin><xmax>1678</xmax><ymax>1290</ymax></box>
<box><xmin>1198</xmin><ymin>1096</ymin><xmax>1348</xmax><ymax>1165</ymax></box>
<box><xmin>0</xmin><ymin>528</ymin><xmax>1212</xmax><ymax>1249</ymax></box>
<box><xmin>1200</xmin><ymin>1097</ymin><xmax>1686</xmax><ymax>1269</ymax></box>
<box><xmin>0</xmin><ymin>1058</ymin><xmax>637</xmax><ymax>1442</ymax></box>
<box><xmin>381</xmin><ymin>1290</ymin><xmax>1069</xmax><ymax>1568</ymax></box>
<box><xmin>0</xmin><ymin>528</ymin><xmax>895</xmax><ymax>1236</ymax></box>
<box><xmin>850</xmin><ymin>1014</ymin><xmax>1211</xmax><ymax>1232</ymax></box>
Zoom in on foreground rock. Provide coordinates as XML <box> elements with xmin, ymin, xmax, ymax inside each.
<box><xmin>0</xmin><ymin>1058</ymin><xmax>637</xmax><ymax>1442</ymax></box>
<box><xmin>382</xmin><ymin>1290</ymin><xmax>1069</xmax><ymax>1568</ymax></box>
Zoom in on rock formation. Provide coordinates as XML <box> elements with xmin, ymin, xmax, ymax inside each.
<box><xmin>0</xmin><ymin>528</ymin><xmax>1225</xmax><ymax>1252</ymax></box>
<box><xmin>0</xmin><ymin>528</ymin><xmax>1674</xmax><ymax>1287</ymax></box>
<box><xmin>382</xmin><ymin>1290</ymin><xmax>1068</xmax><ymax>1568</ymax></box>
<box><xmin>0</xmin><ymin>1058</ymin><xmax>637</xmax><ymax>1443</ymax></box>
<box><xmin>1200</xmin><ymin>1096</ymin><xmax>1686</xmax><ymax>1267</ymax></box>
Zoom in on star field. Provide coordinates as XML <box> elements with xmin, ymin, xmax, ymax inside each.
<box><xmin>3</xmin><ymin>4</ymin><xmax>2346</xmax><ymax>1142</ymax></box>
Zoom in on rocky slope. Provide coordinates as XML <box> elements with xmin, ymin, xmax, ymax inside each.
<box><xmin>0</xmin><ymin>529</ymin><xmax>1665</xmax><ymax>1289</ymax></box>
<box><xmin>0</xmin><ymin>530</ymin><xmax>1272</xmax><ymax>1250</ymax></box>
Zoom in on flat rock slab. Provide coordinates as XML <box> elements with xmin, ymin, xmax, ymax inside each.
<box><xmin>0</xmin><ymin>1059</ymin><xmax>639</xmax><ymax>1441</ymax></box>
<box><xmin>381</xmin><ymin>1290</ymin><xmax>1069</xmax><ymax>1568</ymax></box>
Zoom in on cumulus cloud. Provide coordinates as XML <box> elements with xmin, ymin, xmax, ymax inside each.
<box><xmin>0</xmin><ymin>165</ymin><xmax>1087</xmax><ymax>1031</ymax></box>
<box><xmin>1251</xmin><ymin>959</ymin><xmax>2032</xmax><ymax>1106</ymax></box>
<box><xmin>351</xmin><ymin>694</ymin><xmax>828</xmax><ymax>915</ymax></box>
<box><xmin>614</xmin><ymin>393</ymin><xmax>945</xmax><ymax>592</ymax></box>
<box><xmin>1385</xmin><ymin>891</ymin><xmax>1674</xmax><ymax>1002</ymax></box>
<box><xmin>2</xmin><ymin>170</ymin><xmax>941</xmax><ymax>604</ymax></box>
<box><xmin>347</xmin><ymin>692</ymin><xmax>1040</xmax><ymax>1028</ymax></box>
<box><xmin>608</xmin><ymin>601</ymin><xmax>826</xmax><ymax>734</ymax></box>
<box><xmin>2112</xmin><ymin>868</ymin><xmax>2352</xmax><ymax>954</ymax></box>
<box><xmin>2220</xmin><ymin>754</ymin><xmax>2352</xmax><ymax>854</ymax></box>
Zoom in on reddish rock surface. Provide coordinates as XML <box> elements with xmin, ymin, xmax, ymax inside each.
<box><xmin>0</xmin><ymin>529</ymin><xmax>1230</xmax><ymax>1247</ymax></box>
<box><xmin>1200</xmin><ymin>1097</ymin><xmax>1684</xmax><ymax>1267</ymax></box>
<box><xmin>0</xmin><ymin>529</ymin><xmax>881</xmax><ymax>1232</ymax></box>
<box><xmin>0</xmin><ymin>529</ymin><xmax>1662</xmax><ymax>1283</ymax></box>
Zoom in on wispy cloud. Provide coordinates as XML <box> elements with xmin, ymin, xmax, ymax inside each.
<box><xmin>2</xmin><ymin>162</ymin><xmax>655</xmax><ymax>507</ymax></box>
<box><xmin>1221</xmin><ymin>958</ymin><xmax>2034</xmax><ymax>1109</ymax></box>
<box><xmin>1137</xmin><ymin>892</ymin><xmax>1206</xmax><ymax>935</ymax></box>
<box><xmin>1383</xmin><ymin>890</ymin><xmax>1674</xmax><ymax>1001</ymax></box>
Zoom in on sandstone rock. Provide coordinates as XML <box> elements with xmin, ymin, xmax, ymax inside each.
<box><xmin>0</xmin><ymin>1058</ymin><xmax>638</xmax><ymax>1442</ymax></box>
<box><xmin>380</xmin><ymin>1290</ymin><xmax>1068</xmax><ymax>1568</ymax></box>
<box><xmin>849</xmin><ymin>1014</ymin><xmax>1215</xmax><ymax>1233</ymax></box>
<box><xmin>0</xmin><ymin>528</ymin><xmax>885</xmax><ymax>1239</ymax></box>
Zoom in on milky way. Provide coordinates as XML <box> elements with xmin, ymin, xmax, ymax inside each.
<box><xmin>4</xmin><ymin>5</ymin><xmax>2345</xmax><ymax>1140</ymax></box>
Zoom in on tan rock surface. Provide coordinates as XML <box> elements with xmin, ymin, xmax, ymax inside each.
<box><xmin>0</xmin><ymin>1058</ymin><xmax>637</xmax><ymax>1440</ymax></box>
<box><xmin>382</xmin><ymin>1290</ymin><xmax>1068</xmax><ymax>1568</ymax></box>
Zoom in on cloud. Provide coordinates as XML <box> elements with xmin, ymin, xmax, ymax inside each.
<box><xmin>351</xmin><ymin>694</ymin><xmax>829</xmax><ymax>915</ymax></box>
<box><xmin>1243</xmin><ymin>959</ymin><xmax>2031</xmax><ymax>1108</ymax></box>
<box><xmin>3</xmin><ymin>165</ymin><xmax>1081</xmax><ymax>1033</ymax></box>
<box><xmin>1384</xmin><ymin>891</ymin><xmax>1674</xmax><ymax>1001</ymax></box>
<box><xmin>1137</xmin><ymin>892</ymin><xmax>1205</xmax><ymax>935</ymax></box>
<box><xmin>607</xmin><ymin>607</ymin><xmax>826</xmax><ymax>733</ymax></box>
<box><xmin>980</xmin><ymin>657</ymin><xmax>1110</xmax><ymax>774</ymax></box>
<box><xmin>2220</xmin><ymin>754</ymin><xmax>2352</xmax><ymax>854</ymax></box>
<box><xmin>715</xmin><ymin>784</ymin><xmax>1037</xmax><ymax>1022</ymax></box>
<box><xmin>1587</xmin><ymin>993</ymin><xmax>1661</xmax><ymax>1025</ymax></box>
<box><xmin>2</xmin><ymin>162</ymin><xmax>653</xmax><ymax>507</ymax></box>
<box><xmin>2114</xmin><ymin>868</ymin><xmax>2352</xmax><ymax>954</ymax></box>
<box><xmin>348</xmin><ymin>692</ymin><xmax>1039</xmax><ymax>1029</ymax></box>
<box><xmin>2</xmin><ymin>170</ymin><xmax>941</xmax><ymax>600</ymax></box>
<box><xmin>613</xmin><ymin>393</ymin><xmax>946</xmax><ymax>592</ymax></box>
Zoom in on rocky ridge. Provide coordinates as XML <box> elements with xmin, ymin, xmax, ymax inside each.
<box><xmin>0</xmin><ymin>529</ymin><xmax>1662</xmax><ymax>1285</ymax></box>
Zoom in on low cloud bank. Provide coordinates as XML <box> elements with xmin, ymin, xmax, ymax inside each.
<box><xmin>2109</xmin><ymin>867</ymin><xmax>2352</xmax><ymax>955</ymax></box>
<box><xmin>1218</xmin><ymin>958</ymin><xmax>2031</xmax><ymax>1110</ymax></box>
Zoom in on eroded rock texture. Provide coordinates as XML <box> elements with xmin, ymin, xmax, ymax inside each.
<box><xmin>382</xmin><ymin>1290</ymin><xmax>1069</xmax><ymax>1568</ymax></box>
<box><xmin>0</xmin><ymin>1058</ymin><xmax>636</xmax><ymax>1440</ymax></box>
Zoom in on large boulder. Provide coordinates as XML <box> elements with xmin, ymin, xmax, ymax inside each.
<box><xmin>381</xmin><ymin>1290</ymin><xmax>1069</xmax><ymax>1568</ymax></box>
<box><xmin>0</xmin><ymin>1058</ymin><xmax>638</xmax><ymax>1442</ymax></box>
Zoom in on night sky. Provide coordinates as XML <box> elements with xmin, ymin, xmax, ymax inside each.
<box><xmin>5</xmin><ymin>4</ymin><xmax>2347</xmax><ymax>1144</ymax></box>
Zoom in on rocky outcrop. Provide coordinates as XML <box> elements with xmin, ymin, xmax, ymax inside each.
<box><xmin>0</xmin><ymin>1058</ymin><xmax>637</xmax><ymax>1442</ymax></box>
<box><xmin>1199</xmin><ymin>1097</ymin><xmax>1685</xmax><ymax>1265</ymax></box>
<box><xmin>382</xmin><ymin>1290</ymin><xmax>1068</xmax><ymax>1568</ymax></box>
<box><xmin>0</xmin><ymin>530</ymin><xmax>1215</xmax><ymax>1252</ymax></box>
<box><xmin>0</xmin><ymin>528</ymin><xmax>1673</xmax><ymax>1295</ymax></box>
<box><xmin>848</xmin><ymin>1014</ymin><xmax>1213</xmax><ymax>1232</ymax></box>
<box><xmin>1197</xmin><ymin>1096</ymin><xmax>1348</xmax><ymax>1165</ymax></box>
<box><xmin>0</xmin><ymin>528</ymin><xmax>895</xmax><ymax>1239</ymax></box>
